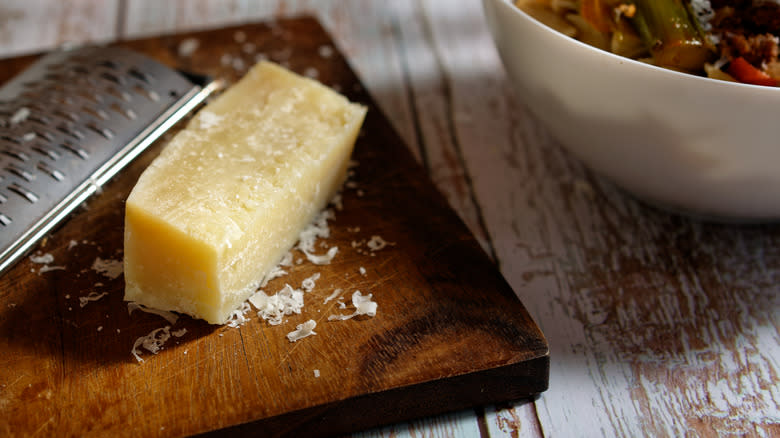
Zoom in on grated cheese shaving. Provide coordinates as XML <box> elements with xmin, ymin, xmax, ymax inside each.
<box><xmin>242</xmin><ymin>42</ymin><xmax>256</xmax><ymax>54</ymax></box>
<box><xmin>328</xmin><ymin>291</ymin><xmax>378</xmax><ymax>321</ymax></box>
<box><xmin>39</xmin><ymin>265</ymin><xmax>65</xmax><ymax>273</ymax></box>
<box><xmin>131</xmin><ymin>326</ymin><xmax>171</xmax><ymax>363</ymax></box>
<box><xmin>260</xmin><ymin>264</ymin><xmax>288</xmax><ymax>288</ymax></box>
<box><xmin>367</xmin><ymin>236</ymin><xmax>394</xmax><ymax>251</ymax></box>
<box><xmin>9</xmin><ymin>107</ymin><xmax>29</xmax><ymax>125</ymax></box>
<box><xmin>172</xmin><ymin>328</ymin><xmax>188</xmax><ymax>337</ymax></box>
<box><xmin>323</xmin><ymin>288</ymin><xmax>342</xmax><ymax>304</ymax></box>
<box><xmin>253</xmin><ymin>284</ymin><xmax>304</xmax><ymax>326</ymax></box>
<box><xmin>297</xmin><ymin>209</ymin><xmax>333</xmax><ymax>252</ymax></box>
<box><xmin>127</xmin><ymin>302</ymin><xmax>179</xmax><ymax>325</ymax></box>
<box><xmin>29</xmin><ymin>253</ymin><xmax>54</xmax><ymax>264</ymax></box>
<box><xmin>227</xmin><ymin>302</ymin><xmax>252</xmax><ymax>327</ymax></box>
<box><xmin>247</xmin><ymin>290</ymin><xmax>269</xmax><ymax>310</ymax></box>
<box><xmin>220</xmin><ymin>53</ymin><xmax>232</xmax><ymax>66</ymax></box>
<box><xmin>177</xmin><ymin>38</ymin><xmax>199</xmax><ymax>57</ymax></box>
<box><xmin>232</xmin><ymin>57</ymin><xmax>245</xmax><ymax>71</ymax></box>
<box><xmin>79</xmin><ymin>291</ymin><xmax>108</xmax><ymax>308</ymax></box>
<box><xmin>286</xmin><ymin>319</ymin><xmax>317</xmax><ymax>342</ymax></box>
<box><xmin>279</xmin><ymin>251</ymin><xmax>293</xmax><ymax>266</ymax></box>
<box><xmin>301</xmin><ymin>273</ymin><xmax>321</xmax><ymax>292</ymax></box>
<box><xmin>318</xmin><ymin>45</ymin><xmax>333</xmax><ymax>58</ymax></box>
<box><xmin>330</xmin><ymin>193</ymin><xmax>343</xmax><ymax>211</ymax></box>
<box><xmin>352</xmin><ymin>291</ymin><xmax>378</xmax><ymax>316</ymax></box>
<box><xmin>304</xmin><ymin>246</ymin><xmax>338</xmax><ymax>265</ymax></box>
<box><xmin>91</xmin><ymin>257</ymin><xmax>123</xmax><ymax>279</ymax></box>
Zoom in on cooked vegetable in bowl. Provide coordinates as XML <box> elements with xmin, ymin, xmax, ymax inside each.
<box><xmin>483</xmin><ymin>0</ymin><xmax>780</xmax><ymax>219</ymax></box>
<box><xmin>515</xmin><ymin>0</ymin><xmax>780</xmax><ymax>86</ymax></box>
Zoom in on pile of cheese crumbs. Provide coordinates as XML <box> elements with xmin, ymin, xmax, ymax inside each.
<box><xmin>229</xmin><ymin>207</ymin><xmax>380</xmax><ymax>335</ymax></box>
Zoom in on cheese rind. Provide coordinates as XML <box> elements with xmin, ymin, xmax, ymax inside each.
<box><xmin>123</xmin><ymin>61</ymin><xmax>366</xmax><ymax>324</ymax></box>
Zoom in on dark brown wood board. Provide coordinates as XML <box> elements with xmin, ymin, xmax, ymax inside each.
<box><xmin>0</xmin><ymin>17</ymin><xmax>548</xmax><ymax>437</ymax></box>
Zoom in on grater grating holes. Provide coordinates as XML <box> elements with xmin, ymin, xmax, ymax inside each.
<box><xmin>7</xmin><ymin>183</ymin><xmax>38</xmax><ymax>203</ymax></box>
<box><xmin>128</xmin><ymin>68</ymin><xmax>153</xmax><ymax>84</ymax></box>
<box><xmin>132</xmin><ymin>85</ymin><xmax>160</xmax><ymax>101</ymax></box>
<box><xmin>31</xmin><ymin>128</ymin><xmax>55</xmax><ymax>142</ymax></box>
<box><xmin>85</xmin><ymin>122</ymin><xmax>114</xmax><ymax>140</ymax></box>
<box><xmin>27</xmin><ymin>114</ymin><xmax>49</xmax><ymax>125</ymax></box>
<box><xmin>105</xmin><ymin>85</ymin><xmax>132</xmax><ymax>102</ymax></box>
<box><xmin>52</xmin><ymin>108</ymin><xmax>79</xmax><ymax>122</ymax></box>
<box><xmin>109</xmin><ymin>102</ymin><xmax>136</xmax><ymax>120</ymax></box>
<box><xmin>70</xmin><ymin>65</ymin><xmax>89</xmax><ymax>75</ymax></box>
<box><xmin>97</xmin><ymin>59</ymin><xmax>121</xmax><ymax>70</ymax></box>
<box><xmin>74</xmin><ymin>89</ymin><xmax>103</xmax><ymax>104</ymax></box>
<box><xmin>36</xmin><ymin>161</ymin><xmax>64</xmax><ymax>181</ymax></box>
<box><xmin>31</xmin><ymin>144</ymin><xmax>60</xmax><ymax>160</ymax></box>
<box><xmin>55</xmin><ymin>123</ymin><xmax>85</xmax><ymax>141</ymax></box>
<box><xmin>59</xmin><ymin>141</ymin><xmax>89</xmax><ymax>159</ymax></box>
<box><xmin>1</xmin><ymin>146</ymin><xmax>30</xmax><ymax>162</ymax></box>
<box><xmin>82</xmin><ymin>105</ymin><xmax>109</xmax><ymax>121</ymax></box>
<box><xmin>1</xmin><ymin>135</ymin><xmax>20</xmax><ymax>145</ymax></box>
<box><xmin>5</xmin><ymin>163</ymin><xmax>35</xmax><ymax>182</ymax></box>
<box><xmin>99</xmin><ymin>71</ymin><xmax>125</xmax><ymax>86</ymax></box>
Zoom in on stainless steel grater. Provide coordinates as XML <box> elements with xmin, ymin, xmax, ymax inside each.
<box><xmin>0</xmin><ymin>45</ymin><xmax>221</xmax><ymax>276</ymax></box>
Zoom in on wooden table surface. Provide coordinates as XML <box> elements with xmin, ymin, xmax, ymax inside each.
<box><xmin>1</xmin><ymin>1</ymin><xmax>778</xmax><ymax>437</ymax></box>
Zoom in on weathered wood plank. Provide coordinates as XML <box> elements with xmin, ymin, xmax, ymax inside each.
<box><xmin>484</xmin><ymin>402</ymin><xmax>544</xmax><ymax>438</ymax></box>
<box><xmin>387</xmin><ymin>0</ymin><xmax>494</xmax><ymax>259</ymax></box>
<box><xmin>0</xmin><ymin>0</ymin><xmax>119</xmax><ymax>59</ymax></box>
<box><xmin>355</xmin><ymin>409</ymin><xmax>485</xmax><ymax>438</ymax></box>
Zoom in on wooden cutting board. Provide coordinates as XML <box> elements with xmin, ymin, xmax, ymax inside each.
<box><xmin>0</xmin><ymin>17</ymin><xmax>548</xmax><ymax>437</ymax></box>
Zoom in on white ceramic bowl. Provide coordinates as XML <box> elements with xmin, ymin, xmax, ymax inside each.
<box><xmin>483</xmin><ymin>0</ymin><xmax>780</xmax><ymax>220</ymax></box>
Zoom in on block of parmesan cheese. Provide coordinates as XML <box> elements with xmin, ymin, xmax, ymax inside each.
<box><xmin>123</xmin><ymin>62</ymin><xmax>367</xmax><ymax>324</ymax></box>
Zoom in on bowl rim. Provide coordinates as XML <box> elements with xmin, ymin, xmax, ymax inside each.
<box><xmin>489</xmin><ymin>0</ymin><xmax>780</xmax><ymax>92</ymax></box>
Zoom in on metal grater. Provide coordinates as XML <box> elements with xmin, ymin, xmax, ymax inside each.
<box><xmin>0</xmin><ymin>46</ymin><xmax>220</xmax><ymax>276</ymax></box>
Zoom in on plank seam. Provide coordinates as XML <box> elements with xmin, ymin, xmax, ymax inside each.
<box><xmin>389</xmin><ymin>14</ymin><xmax>430</xmax><ymax>171</ymax></box>
<box><xmin>475</xmin><ymin>405</ymin><xmax>491</xmax><ymax>438</ymax></box>
<box><xmin>115</xmin><ymin>0</ymin><xmax>127</xmax><ymax>40</ymax></box>
<box><xmin>417</xmin><ymin>2</ymin><xmax>499</xmax><ymax>264</ymax></box>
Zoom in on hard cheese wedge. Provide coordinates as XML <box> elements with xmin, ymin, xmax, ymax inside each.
<box><xmin>123</xmin><ymin>61</ymin><xmax>367</xmax><ymax>324</ymax></box>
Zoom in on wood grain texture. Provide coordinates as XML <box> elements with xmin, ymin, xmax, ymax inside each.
<box><xmin>1</xmin><ymin>0</ymin><xmax>779</xmax><ymax>437</ymax></box>
<box><xmin>0</xmin><ymin>19</ymin><xmax>548</xmax><ymax>438</ymax></box>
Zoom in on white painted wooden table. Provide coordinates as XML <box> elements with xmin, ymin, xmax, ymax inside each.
<box><xmin>1</xmin><ymin>1</ymin><xmax>778</xmax><ymax>437</ymax></box>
